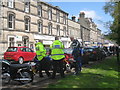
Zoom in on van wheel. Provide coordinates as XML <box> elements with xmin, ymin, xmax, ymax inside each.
<box><xmin>18</xmin><ymin>57</ymin><xmax>24</xmax><ymax>64</ymax></box>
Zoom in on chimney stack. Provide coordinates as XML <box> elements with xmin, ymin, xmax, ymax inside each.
<box><xmin>79</xmin><ymin>12</ymin><xmax>85</xmax><ymax>18</ymax></box>
<box><xmin>71</xmin><ymin>16</ymin><xmax>76</xmax><ymax>22</ymax></box>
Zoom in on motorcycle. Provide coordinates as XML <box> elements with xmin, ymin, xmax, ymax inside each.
<box><xmin>63</xmin><ymin>54</ymin><xmax>76</xmax><ymax>72</ymax></box>
<box><xmin>0</xmin><ymin>59</ymin><xmax>34</xmax><ymax>84</ymax></box>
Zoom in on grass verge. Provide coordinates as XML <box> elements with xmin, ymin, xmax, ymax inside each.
<box><xmin>48</xmin><ymin>56</ymin><xmax>119</xmax><ymax>88</ymax></box>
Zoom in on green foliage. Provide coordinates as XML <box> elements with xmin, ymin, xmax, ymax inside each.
<box><xmin>103</xmin><ymin>2</ymin><xmax>120</xmax><ymax>45</ymax></box>
<box><xmin>48</xmin><ymin>56</ymin><xmax>119</xmax><ymax>88</ymax></box>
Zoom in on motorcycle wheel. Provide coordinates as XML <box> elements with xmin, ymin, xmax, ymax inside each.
<box><xmin>2</xmin><ymin>73</ymin><xmax>11</xmax><ymax>84</ymax></box>
<box><xmin>65</xmin><ymin>63</ymin><xmax>71</xmax><ymax>73</ymax></box>
<box><xmin>19</xmin><ymin>71</ymin><xmax>33</xmax><ymax>84</ymax></box>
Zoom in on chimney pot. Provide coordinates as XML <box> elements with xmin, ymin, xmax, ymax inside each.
<box><xmin>71</xmin><ymin>16</ymin><xmax>76</xmax><ymax>22</ymax></box>
<box><xmin>79</xmin><ymin>12</ymin><xmax>85</xmax><ymax>18</ymax></box>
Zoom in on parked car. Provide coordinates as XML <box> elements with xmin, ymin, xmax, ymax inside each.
<box><xmin>84</xmin><ymin>47</ymin><xmax>103</xmax><ymax>61</ymax></box>
<box><xmin>4</xmin><ymin>46</ymin><xmax>36</xmax><ymax>64</ymax></box>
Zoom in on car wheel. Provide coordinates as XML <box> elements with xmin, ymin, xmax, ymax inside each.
<box><xmin>18</xmin><ymin>57</ymin><xmax>24</xmax><ymax>64</ymax></box>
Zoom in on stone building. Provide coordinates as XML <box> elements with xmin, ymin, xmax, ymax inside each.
<box><xmin>88</xmin><ymin>18</ymin><xmax>98</xmax><ymax>46</ymax></box>
<box><xmin>0</xmin><ymin>0</ymin><xmax>69</xmax><ymax>58</ymax></box>
<box><xmin>97</xmin><ymin>28</ymin><xmax>102</xmax><ymax>47</ymax></box>
<box><xmin>78</xmin><ymin>12</ymin><xmax>90</xmax><ymax>47</ymax></box>
<box><xmin>0</xmin><ymin>0</ymin><xmax>103</xmax><ymax>59</ymax></box>
<box><xmin>68</xmin><ymin>16</ymin><xmax>82</xmax><ymax>47</ymax></box>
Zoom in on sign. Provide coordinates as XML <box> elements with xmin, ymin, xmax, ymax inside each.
<box><xmin>16</xmin><ymin>36</ymin><xmax>22</xmax><ymax>41</ymax></box>
<box><xmin>34</xmin><ymin>34</ymin><xmax>55</xmax><ymax>40</ymax></box>
<box><xmin>43</xmin><ymin>41</ymin><xmax>53</xmax><ymax>45</ymax></box>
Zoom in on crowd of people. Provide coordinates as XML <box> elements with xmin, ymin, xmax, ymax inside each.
<box><xmin>35</xmin><ymin>36</ymin><xmax>83</xmax><ymax>79</ymax></box>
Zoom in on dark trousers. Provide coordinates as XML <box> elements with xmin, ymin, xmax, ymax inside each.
<box><xmin>38</xmin><ymin>58</ymin><xmax>51</xmax><ymax>77</ymax></box>
<box><xmin>52</xmin><ymin>58</ymin><xmax>65</xmax><ymax>78</ymax></box>
<box><xmin>74</xmin><ymin>57</ymin><xmax>82</xmax><ymax>74</ymax></box>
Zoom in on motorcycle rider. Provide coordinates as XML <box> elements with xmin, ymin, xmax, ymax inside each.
<box><xmin>35</xmin><ymin>40</ymin><xmax>51</xmax><ymax>78</ymax></box>
<box><xmin>50</xmin><ymin>36</ymin><xmax>65</xmax><ymax>79</ymax></box>
<box><xmin>70</xmin><ymin>37</ymin><xmax>82</xmax><ymax>75</ymax></box>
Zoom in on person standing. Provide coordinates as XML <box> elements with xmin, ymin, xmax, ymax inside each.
<box><xmin>116</xmin><ymin>46</ymin><xmax>120</xmax><ymax>65</ymax></box>
<box><xmin>70</xmin><ymin>37</ymin><xmax>82</xmax><ymax>75</ymax></box>
<box><xmin>50</xmin><ymin>36</ymin><xmax>65</xmax><ymax>79</ymax></box>
<box><xmin>35</xmin><ymin>40</ymin><xmax>51</xmax><ymax>78</ymax></box>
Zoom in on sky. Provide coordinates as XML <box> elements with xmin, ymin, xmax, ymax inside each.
<box><xmin>48</xmin><ymin>2</ymin><xmax>113</xmax><ymax>34</ymax></box>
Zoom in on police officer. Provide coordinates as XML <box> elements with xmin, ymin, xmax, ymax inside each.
<box><xmin>50</xmin><ymin>36</ymin><xmax>65</xmax><ymax>79</ymax></box>
<box><xmin>35</xmin><ymin>40</ymin><xmax>51</xmax><ymax>78</ymax></box>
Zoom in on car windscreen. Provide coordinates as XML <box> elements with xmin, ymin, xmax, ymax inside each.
<box><xmin>63</xmin><ymin>48</ymin><xmax>73</xmax><ymax>54</ymax></box>
<box><xmin>6</xmin><ymin>47</ymin><xmax>18</xmax><ymax>52</ymax></box>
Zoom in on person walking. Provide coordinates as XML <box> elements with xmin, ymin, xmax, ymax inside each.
<box><xmin>35</xmin><ymin>40</ymin><xmax>51</xmax><ymax>78</ymax></box>
<box><xmin>50</xmin><ymin>36</ymin><xmax>65</xmax><ymax>79</ymax></box>
<box><xmin>70</xmin><ymin>37</ymin><xmax>82</xmax><ymax>75</ymax></box>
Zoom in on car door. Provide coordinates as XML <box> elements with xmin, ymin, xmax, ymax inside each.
<box><xmin>20</xmin><ymin>48</ymin><xmax>28</xmax><ymax>61</ymax></box>
<box><xmin>26</xmin><ymin>48</ymin><xmax>35</xmax><ymax>61</ymax></box>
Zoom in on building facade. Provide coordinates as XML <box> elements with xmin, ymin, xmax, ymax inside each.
<box><xmin>0</xmin><ymin>0</ymin><xmax>104</xmax><ymax>59</ymax></box>
<box><xmin>0</xmin><ymin>0</ymin><xmax>69</xmax><ymax>58</ymax></box>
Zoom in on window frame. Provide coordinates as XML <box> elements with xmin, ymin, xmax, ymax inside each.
<box><xmin>8</xmin><ymin>13</ymin><xmax>15</xmax><ymax>29</ymax></box>
<box><xmin>8</xmin><ymin>0</ymin><xmax>14</xmax><ymax>8</ymax></box>
<box><xmin>56</xmin><ymin>11</ymin><xmax>60</xmax><ymax>23</ymax></box>
<box><xmin>38</xmin><ymin>22</ymin><xmax>43</xmax><ymax>34</ymax></box>
<box><xmin>8</xmin><ymin>36</ymin><xmax>15</xmax><ymax>47</ymax></box>
<box><xmin>48</xmin><ymin>23</ymin><xmax>52</xmax><ymax>35</ymax></box>
<box><xmin>48</xmin><ymin>9</ymin><xmax>52</xmax><ymax>20</ymax></box>
<box><xmin>24</xmin><ymin>17</ymin><xmax>30</xmax><ymax>32</ymax></box>
<box><xmin>24</xmin><ymin>1</ymin><xmax>30</xmax><ymax>13</ymax></box>
<box><xmin>57</xmin><ymin>25</ymin><xmax>60</xmax><ymax>36</ymax></box>
<box><xmin>38</xmin><ymin>5</ymin><xmax>42</xmax><ymax>17</ymax></box>
<box><xmin>63</xmin><ymin>27</ymin><xmax>66</xmax><ymax>37</ymax></box>
<box><xmin>63</xmin><ymin>15</ymin><xmax>66</xmax><ymax>25</ymax></box>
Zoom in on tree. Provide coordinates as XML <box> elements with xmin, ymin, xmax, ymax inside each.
<box><xmin>103</xmin><ymin>1</ymin><xmax>120</xmax><ymax>45</ymax></box>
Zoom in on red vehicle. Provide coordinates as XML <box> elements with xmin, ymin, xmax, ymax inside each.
<box><xmin>4</xmin><ymin>46</ymin><xmax>36</xmax><ymax>64</ymax></box>
<box><xmin>63</xmin><ymin>48</ymin><xmax>76</xmax><ymax>71</ymax></box>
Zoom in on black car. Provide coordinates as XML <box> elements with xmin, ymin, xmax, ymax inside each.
<box><xmin>84</xmin><ymin>47</ymin><xmax>105</xmax><ymax>61</ymax></box>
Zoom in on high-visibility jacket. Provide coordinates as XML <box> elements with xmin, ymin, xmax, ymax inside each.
<box><xmin>35</xmin><ymin>42</ymin><xmax>46</xmax><ymax>61</ymax></box>
<box><xmin>50</xmin><ymin>40</ymin><xmax>65</xmax><ymax>60</ymax></box>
